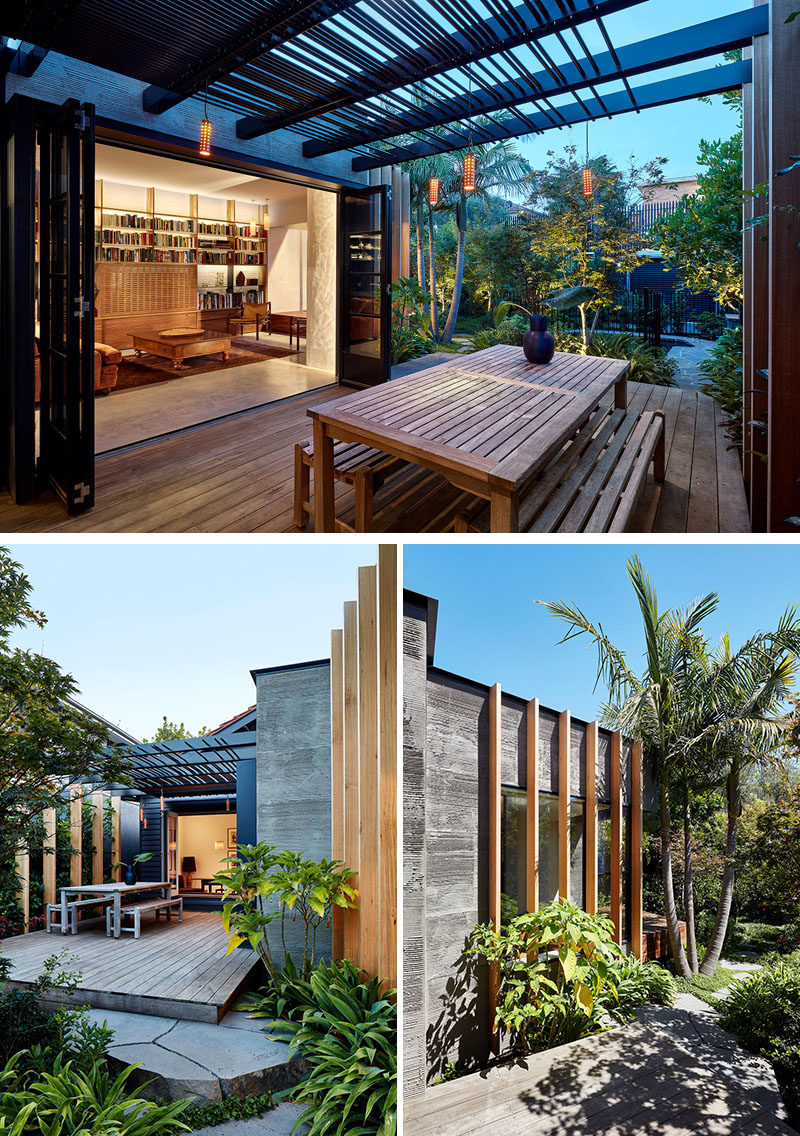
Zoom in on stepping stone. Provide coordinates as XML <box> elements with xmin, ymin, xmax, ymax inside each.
<box><xmin>190</xmin><ymin>1103</ymin><xmax>309</xmax><ymax>1136</ymax></box>
<box><xmin>84</xmin><ymin>1007</ymin><xmax>177</xmax><ymax>1045</ymax></box>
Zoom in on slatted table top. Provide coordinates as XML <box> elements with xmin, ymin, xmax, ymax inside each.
<box><xmin>309</xmin><ymin>348</ymin><xmax>629</xmax><ymax>495</ymax></box>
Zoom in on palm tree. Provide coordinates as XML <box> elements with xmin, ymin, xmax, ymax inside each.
<box><xmin>436</xmin><ymin>141</ymin><xmax>531</xmax><ymax>344</ymax></box>
<box><xmin>691</xmin><ymin>619</ymin><xmax>800</xmax><ymax>974</ymax></box>
<box><xmin>539</xmin><ymin>555</ymin><xmax>716</xmax><ymax>978</ymax></box>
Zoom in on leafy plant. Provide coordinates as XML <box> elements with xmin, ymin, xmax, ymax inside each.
<box><xmin>470</xmin><ymin>314</ymin><xmax>527</xmax><ymax>351</ymax></box>
<box><xmin>698</xmin><ymin>326</ymin><xmax>744</xmax><ymax>450</ymax></box>
<box><xmin>468</xmin><ymin>899</ymin><xmax>675</xmax><ymax>1055</ymax></box>
<box><xmin>553</xmin><ymin>330</ymin><xmax>677</xmax><ymax>385</ymax></box>
<box><xmin>259</xmin><ymin>961</ymin><xmax>396</xmax><ymax>1136</ymax></box>
<box><xmin>0</xmin><ymin>952</ymin><xmax>82</xmax><ymax>1067</ymax></box>
<box><xmin>391</xmin><ymin>277</ymin><xmax>435</xmax><ymax>364</ymax></box>
<box><xmin>696</xmin><ymin>311</ymin><xmax>727</xmax><ymax>340</ymax></box>
<box><xmin>112</xmin><ymin>852</ymin><xmax>154</xmax><ymax>875</ymax></box>
<box><xmin>0</xmin><ymin>1052</ymin><xmax>189</xmax><ymax>1135</ymax></box>
<box><xmin>215</xmin><ymin>844</ymin><xmax>358</xmax><ymax>981</ymax></box>
<box><xmin>181</xmin><ymin>1092</ymin><xmax>275</xmax><ymax>1128</ymax></box>
<box><xmin>772</xmin><ymin>1045</ymin><xmax>800</xmax><ymax>1129</ymax></box>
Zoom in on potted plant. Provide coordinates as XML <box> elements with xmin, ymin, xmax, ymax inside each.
<box><xmin>495</xmin><ymin>286</ymin><xmax>599</xmax><ymax>364</ymax></box>
<box><xmin>112</xmin><ymin>852</ymin><xmax>154</xmax><ymax>886</ymax></box>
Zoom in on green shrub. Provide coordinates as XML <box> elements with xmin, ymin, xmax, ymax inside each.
<box><xmin>181</xmin><ymin>1093</ymin><xmax>275</xmax><ymax>1129</ymax></box>
<box><xmin>0</xmin><ymin>952</ymin><xmax>85</xmax><ymax>1068</ymax></box>
<box><xmin>0</xmin><ymin>1053</ymin><xmax>188</xmax><ymax>1135</ymax></box>
<box><xmin>720</xmin><ymin>958</ymin><xmax>800</xmax><ymax>1054</ymax></box>
<box><xmin>391</xmin><ymin>277</ymin><xmax>434</xmax><ymax>364</ymax></box>
<box><xmin>552</xmin><ymin>331</ymin><xmax>678</xmax><ymax>386</ymax></box>
<box><xmin>772</xmin><ymin>1045</ymin><xmax>800</xmax><ymax>1130</ymax></box>
<box><xmin>244</xmin><ymin>959</ymin><xmax>396</xmax><ymax>1136</ymax></box>
<box><xmin>470</xmin><ymin>314</ymin><xmax>528</xmax><ymax>351</ymax></box>
<box><xmin>698</xmin><ymin>327</ymin><xmax>743</xmax><ymax>449</ymax></box>
<box><xmin>468</xmin><ymin>899</ymin><xmax>675</xmax><ymax>1056</ymax></box>
<box><xmin>696</xmin><ymin>311</ymin><xmax>727</xmax><ymax>339</ymax></box>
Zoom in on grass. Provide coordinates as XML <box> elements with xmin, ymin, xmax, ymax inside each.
<box><xmin>670</xmin><ymin>963</ymin><xmax>736</xmax><ymax>1008</ymax></box>
<box><xmin>181</xmin><ymin>1092</ymin><xmax>276</xmax><ymax>1130</ymax></box>
<box><xmin>726</xmin><ymin>921</ymin><xmax>799</xmax><ymax>958</ymax></box>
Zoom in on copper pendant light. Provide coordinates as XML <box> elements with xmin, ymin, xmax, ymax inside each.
<box><xmin>429</xmin><ymin>176</ymin><xmax>439</xmax><ymax>206</ymax></box>
<box><xmin>199</xmin><ymin>81</ymin><xmax>212</xmax><ymax>157</ymax></box>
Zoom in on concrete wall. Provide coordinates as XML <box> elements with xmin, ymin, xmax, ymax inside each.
<box><xmin>4</xmin><ymin>51</ymin><xmax>366</xmax><ymax>186</ymax></box>
<box><xmin>267</xmin><ymin>227</ymin><xmax>307</xmax><ymax>312</ymax></box>
<box><xmin>254</xmin><ymin>660</ymin><xmax>332</xmax><ymax>966</ymax></box>
<box><xmin>305</xmin><ymin>188</ymin><xmax>338</xmax><ymax>373</ymax></box>
<box><xmin>403</xmin><ymin>592</ymin><xmax>648</xmax><ymax>1098</ymax></box>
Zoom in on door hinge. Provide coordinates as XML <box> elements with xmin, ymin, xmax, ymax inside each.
<box><xmin>74</xmin><ymin>108</ymin><xmax>89</xmax><ymax>132</ymax></box>
<box><xmin>74</xmin><ymin>296</ymin><xmax>91</xmax><ymax>318</ymax></box>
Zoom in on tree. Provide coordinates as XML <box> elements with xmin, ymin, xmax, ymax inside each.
<box><xmin>654</xmin><ymin>133</ymin><xmax>744</xmax><ymax>308</ymax></box>
<box><xmin>526</xmin><ymin>147</ymin><xmax>666</xmax><ymax>349</ymax></box>
<box><xmin>435</xmin><ymin>141</ymin><xmax>531</xmax><ymax>343</ymax></box>
<box><xmin>0</xmin><ymin>549</ymin><xmax>128</xmax><ymax>870</ymax></box>
<box><xmin>539</xmin><ymin>556</ymin><xmax>714</xmax><ymax>977</ymax></box>
<box><xmin>143</xmin><ymin>716</ymin><xmax>208</xmax><ymax>742</ymax></box>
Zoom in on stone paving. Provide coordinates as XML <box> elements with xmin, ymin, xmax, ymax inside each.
<box><xmin>86</xmin><ymin>1007</ymin><xmax>306</xmax><ymax>1103</ymax></box>
<box><xmin>666</xmin><ymin>336</ymin><xmax>715</xmax><ymax>391</ymax></box>
<box><xmin>191</xmin><ymin>1107</ymin><xmax>308</xmax><ymax>1136</ymax></box>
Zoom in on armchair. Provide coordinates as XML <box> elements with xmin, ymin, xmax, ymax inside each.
<box><xmin>228</xmin><ymin>301</ymin><xmax>271</xmax><ymax>339</ymax></box>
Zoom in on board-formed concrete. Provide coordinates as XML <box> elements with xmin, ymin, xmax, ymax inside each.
<box><xmin>402</xmin><ymin>592</ymin><xmax>656</xmax><ymax>1097</ymax></box>
<box><xmin>253</xmin><ymin>660</ymin><xmax>333</xmax><ymax>966</ymax></box>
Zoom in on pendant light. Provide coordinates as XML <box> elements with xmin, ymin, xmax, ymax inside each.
<box><xmin>429</xmin><ymin>176</ymin><xmax>439</xmax><ymax>206</ymax></box>
<box><xmin>199</xmin><ymin>81</ymin><xmax>212</xmax><ymax>157</ymax></box>
<box><xmin>463</xmin><ymin>63</ymin><xmax>476</xmax><ymax>194</ymax></box>
<box><xmin>582</xmin><ymin>121</ymin><xmax>593</xmax><ymax>197</ymax></box>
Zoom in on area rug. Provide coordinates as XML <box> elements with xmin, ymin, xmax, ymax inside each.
<box><xmin>114</xmin><ymin>340</ymin><xmax>298</xmax><ymax>390</ymax></box>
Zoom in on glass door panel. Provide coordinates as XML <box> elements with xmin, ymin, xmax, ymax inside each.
<box><xmin>338</xmin><ymin>185</ymin><xmax>391</xmax><ymax>387</ymax></box>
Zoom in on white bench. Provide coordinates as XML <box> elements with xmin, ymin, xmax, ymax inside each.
<box><xmin>106</xmin><ymin>896</ymin><xmax>183</xmax><ymax>939</ymax></box>
<box><xmin>46</xmin><ymin>896</ymin><xmax>114</xmax><ymax>935</ymax></box>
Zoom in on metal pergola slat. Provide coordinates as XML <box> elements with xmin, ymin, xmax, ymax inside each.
<box><xmin>6</xmin><ymin>0</ymin><xmax>764</xmax><ymax>175</ymax></box>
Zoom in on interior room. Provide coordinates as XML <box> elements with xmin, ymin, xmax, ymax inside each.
<box><xmin>35</xmin><ymin>144</ymin><xmax>338</xmax><ymax>454</ymax></box>
<box><xmin>175</xmin><ymin>811</ymin><xmax>236</xmax><ymax>901</ymax></box>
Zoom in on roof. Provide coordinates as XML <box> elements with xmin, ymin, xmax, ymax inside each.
<box><xmin>2</xmin><ymin>4</ymin><xmax>765</xmax><ymax>174</ymax></box>
<box><xmin>205</xmin><ymin>705</ymin><xmax>256</xmax><ymax>735</ymax></box>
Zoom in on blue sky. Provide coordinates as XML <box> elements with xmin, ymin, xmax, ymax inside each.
<box><xmin>405</xmin><ymin>544</ymin><xmax>800</xmax><ymax>723</ymax></box>
<box><xmin>5</xmin><ymin>543</ymin><xmax>376</xmax><ymax>739</ymax></box>
<box><xmin>514</xmin><ymin>0</ymin><xmax>744</xmax><ymax>183</ymax></box>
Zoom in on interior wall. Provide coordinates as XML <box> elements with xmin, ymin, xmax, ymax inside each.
<box><xmin>268</xmin><ymin>227</ymin><xmax>307</xmax><ymax>312</ymax></box>
<box><xmin>306</xmin><ymin>188</ymin><xmax>338</xmax><ymax>372</ymax></box>
<box><xmin>178</xmin><ymin>812</ymin><xmax>236</xmax><ymax>880</ymax></box>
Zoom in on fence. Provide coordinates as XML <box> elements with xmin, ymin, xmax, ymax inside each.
<box><xmin>13</xmin><ymin>790</ymin><xmax>123</xmax><ymax>930</ymax></box>
<box><xmin>330</xmin><ymin>545</ymin><xmax>397</xmax><ymax>990</ymax></box>
<box><xmin>542</xmin><ymin>289</ymin><xmax>720</xmax><ymax>345</ymax></box>
<box><xmin>486</xmin><ymin>686</ymin><xmax>643</xmax><ymax>1049</ymax></box>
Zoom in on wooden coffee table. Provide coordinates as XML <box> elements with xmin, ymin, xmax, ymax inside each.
<box><xmin>129</xmin><ymin>330</ymin><xmax>232</xmax><ymax>370</ymax></box>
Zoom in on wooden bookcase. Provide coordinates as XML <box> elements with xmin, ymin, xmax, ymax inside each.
<box><xmin>94</xmin><ymin>182</ymin><xmax>269</xmax><ymax>342</ymax></box>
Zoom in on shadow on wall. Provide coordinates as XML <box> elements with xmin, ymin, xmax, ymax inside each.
<box><xmin>426</xmin><ymin>941</ymin><xmax>489</xmax><ymax>1084</ymax></box>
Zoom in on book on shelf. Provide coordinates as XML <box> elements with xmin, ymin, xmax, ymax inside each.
<box><xmin>197</xmin><ymin>290</ymin><xmax>264</xmax><ymax>311</ymax></box>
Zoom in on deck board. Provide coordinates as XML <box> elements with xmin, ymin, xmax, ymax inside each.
<box><xmin>405</xmin><ymin>1020</ymin><xmax>790</xmax><ymax>1136</ymax></box>
<box><xmin>0</xmin><ymin>384</ymin><xmax>749</xmax><ymax>533</ymax></box>
<box><xmin>0</xmin><ymin>911</ymin><xmax>261</xmax><ymax>1023</ymax></box>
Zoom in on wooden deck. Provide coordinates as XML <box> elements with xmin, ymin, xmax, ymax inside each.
<box><xmin>405</xmin><ymin>1020</ymin><xmax>791</xmax><ymax>1136</ymax></box>
<box><xmin>0</xmin><ymin>911</ymin><xmax>262</xmax><ymax>1023</ymax></box>
<box><xmin>0</xmin><ymin>383</ymin><xmax>749</xmax><ymax>533</ymax></box>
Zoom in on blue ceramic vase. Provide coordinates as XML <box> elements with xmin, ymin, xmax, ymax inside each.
<box><xmin>124</xmin><ymin>864</ymin><xmax>136</xmax><ymax>885</ymax></box>
<box><xmin>523</xmin><ymin>314</ymin><xmax>555</xmax><ymax>365</ymax></box>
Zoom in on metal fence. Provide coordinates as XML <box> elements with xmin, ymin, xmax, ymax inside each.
<box><xmin>541</xmin><ymin>289</ymin><xmax>721</xmax><ymax>346</ymax></box>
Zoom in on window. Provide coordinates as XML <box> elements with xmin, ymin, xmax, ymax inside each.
<box><xmin>500</xmin><ymin>789</ymin><xmax>584</xmax><ymax>916</ymax></box>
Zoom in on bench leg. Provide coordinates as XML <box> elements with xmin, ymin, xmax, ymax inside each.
<box><xmin>294</xmin><ymin>446</ymin><xmax>311</xmax><ymax>529</ymax></box>
<box><xmin>312</xmin><ymin>420</ymin><xmax>336</xmax><ymax>533</ymax></box>
<box><xmin>134</xmin><ymin>911</ymin><xmax>140</xmax><ymax>940</ymax></box>
<box><xmin>615</xmin><ymin>376</ymin><xmax>628</xmax><ymax>410</ymax></box>
<box><xmin>354</xmin><ymin>470</ymin><xmax>374</xmax><ymax>532</ymax></box>
<box><xmin>489</xmin><ymin>489</ymin><xmax>519</xmax><ymax>533</ymax></box>
<box><xmin>178</xmin><ymin>900</ymin><xmax>183</xmax><ymax>923</ymax></box>
<box><xmin>653</xmin><ymin>412</ymin><xmax>666</xmax><ymax>481</ymax></box>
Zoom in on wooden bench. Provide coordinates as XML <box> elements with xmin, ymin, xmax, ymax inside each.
<box><xmin>454</xmin><ymin>407</ymin><xmax>665</xmax><ymax>534</ymax></box>
<box><xmin>46</xmin><ymin>897</ymin><xmax>114</xmax><ymax>935</ymax></box>
<box><xmin>294</xmin><ymin>439</ymin><xmax>406</xmax><ymax>532</ymax></box>
<box><xmin>106</xmin><ymin>896</ymin><xmax>183</xmax><ymax>940</ymax></box>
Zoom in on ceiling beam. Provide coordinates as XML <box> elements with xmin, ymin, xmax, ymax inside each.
<box><xmin>235</xmin><ymin>0</ymin><xmax>647</xmax><ymax>141</ymax></box>
<box><xmin>142</xmin><ymin>0</ymin><xmax>362</xmax><ymax>115</ymax></box>
<box><xmin>305</xmin><ymin>7</ymin><xmax>767</xmax><ymax>157</ymax></box>
<box><xmin>2</xmin><ymin>40</ymin><xmax>49</xmax><ymax>77</ymax></box>
<box><xmin>351</xmin><ymin>59</ymin><xmax>752</xmax><ymax>170</ymax></box>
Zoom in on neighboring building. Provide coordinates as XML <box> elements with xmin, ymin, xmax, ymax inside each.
<box><xmin>403</xmin><ymin>590</ymin><xmax>656</xmax><ymax>1099</ymax></box>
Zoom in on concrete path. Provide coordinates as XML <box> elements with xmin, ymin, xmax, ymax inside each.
<box><xmin>86</xmin><ymin>1007</ymin><xmax>306</xmax><ymax>1103</ymax></box>
<box><xmin>667</xmin><ymin>337</ymin><xmax>714</xmax><ymax>391</ymax></box>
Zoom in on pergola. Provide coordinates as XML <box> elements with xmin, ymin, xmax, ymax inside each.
<box><xmin>121</xmin><ymin>735</ymin><xmax>256</xmax><ymax>795</ymax></box>
<box><xmin>3</xmin><ymin>0</ymin><xmax>798</xmax><ymax>530</ymax></box>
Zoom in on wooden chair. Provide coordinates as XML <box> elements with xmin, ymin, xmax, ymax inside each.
<box><xmin>294</xmin><ymin>439</ymin><xmax>407</xmax><ymax>532</ymax></box>
<box><xmin>290</xmin><ymin>315</ymin><xmax>307</xmax><ymax>348</ymax></box>
<box><xmin>228</xmin><ymin>301</ymin><xmax>271</xmax><ymax>338</ymax></box>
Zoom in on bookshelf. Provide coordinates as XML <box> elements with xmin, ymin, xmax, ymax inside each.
<box><xmin>95</xmin><ymin>182</ymin><xmax>269</xmax><ymax>330</ymax></box>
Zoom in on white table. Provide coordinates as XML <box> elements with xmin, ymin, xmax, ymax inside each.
<box><xmin>57</xmin><ymin>880</ymin><xmax>172</xmax><ymax>939</ymax></box>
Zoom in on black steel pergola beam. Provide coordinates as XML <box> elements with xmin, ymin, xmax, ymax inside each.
<box><xmin>142</xmin><ymin>0</ymin><xmax>363</xmax><ymax>115</ymax></box>
<box><xmin>305</xmin><ymin>7</ymin><xmax>767</xmax><ymax>158</ymax></box>
<box><xmin>351</xmin><ymin>59</ymin><xmax>752</xmax><ymax>171</ymax></box>
<box><xmin>235</xmin><ymin>0</ymin><xmax>647</xmax><ymax>140</ymax></box>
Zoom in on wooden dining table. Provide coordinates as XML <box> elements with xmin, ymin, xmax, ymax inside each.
<box><xmin>58</xmin><ymin>880</ymin><xmax>172</xmax><ymax>939</ymax></box>
<box><xmin>308</xmin><ymin>346</ymin><xmax>630</xmax><ymax>532</ymax></box>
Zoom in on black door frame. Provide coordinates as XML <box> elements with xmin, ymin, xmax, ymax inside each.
<box><xmin>337</xmin><ymin>183</ymin><xmax>392</xmax><ymax>388</ymax></box>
